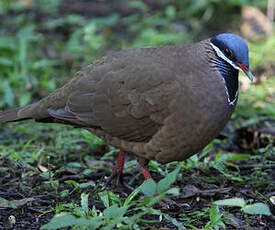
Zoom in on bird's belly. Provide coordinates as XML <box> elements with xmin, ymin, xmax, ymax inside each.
<box><xmin>145</xmin><ymin>92</ymin><xmax>235</xmax><ymax>163</ymax></box>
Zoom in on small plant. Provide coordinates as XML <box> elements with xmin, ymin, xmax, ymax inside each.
<box><xmin>205</xmin><ymin>204</ymin><xmax>230</xmax><ymax>230</ymax></box>
<box><xmin>40</xmin><ymin>166</ymin><xmax>183</xmax><ymax>230</ymax></box>
<box><xmin>214</xmin><ymin>198</ymin><xmax>271</xmax><ymax>216</ymax></box>
<box><xmin>212</xmin><ymin>197</ymin><xmax>272</xmax><ymax>229</ymax></box>
<box><xmin>140</xmin><ymin>165</ymin><xmax>181</xmax><ymax>197</ymax></box>
<box><xmin>209</xmin><ymin>151</ymin><xmax>251</xmax><ymax>182</ymax></box>
<box><xmin>62</xmin><ymin>180</ymin><xmax>94</xmax><ymax>197</ymax></box>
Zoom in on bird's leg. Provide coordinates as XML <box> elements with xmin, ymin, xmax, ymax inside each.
<box><xmin>105</xmin><ymin>150</ymin><xmax>125</xmax><ymax>186</ymax></box>
<box><xmin>138</xmin><ymin>158</ymin><xmax>152</xmax><ymax>180</ymax></box>
<box><xmin>138</xmin><ymin>158</ymin><xmax>160</xmax><ymax>196</ymax></box>
<box><xmin>138</xmin><ymin>158</ymin><xmax>172</xmax><ymax>209</ymax></box>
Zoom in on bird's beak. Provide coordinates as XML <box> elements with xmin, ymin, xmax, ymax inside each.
<box><xmin>236</xmin><ymin>62</ymin><xmax>254</xmax><ymax>81</ymax></box>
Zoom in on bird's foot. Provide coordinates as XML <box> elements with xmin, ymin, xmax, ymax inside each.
<box><xmin>103</xmin><ymin>151</ymin><xmax>132</xmax><ymax>190</ymax></box>
<box><xmin>138</xmin><ymin>158</ymin><xmax>152</xmax><ymax>180</ymax></box>
<box><xmin>105</xmin><ymin>167</ymin><xmax>123</xmax><ymax>186</ymax></box>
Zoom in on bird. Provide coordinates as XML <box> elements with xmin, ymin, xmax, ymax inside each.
<box><xmin>0</xmin><ymin>33</ymin><xmax>253</xmax><ymax>185</ymax></box>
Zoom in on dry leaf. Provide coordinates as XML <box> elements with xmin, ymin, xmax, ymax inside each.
<box><xmin>37</xmin><ymin>155</ymin><xmax>48</xmax><ymax>172</ymax></box>
<box><xmin>270</xmin><ymin>196</ymin><xmax>275</xmax><ymax>205</ymax></box>
<box><xmin>0</xmin><ymin>197</ymin><xmax>35</xmax><ymax>208</ymax></box>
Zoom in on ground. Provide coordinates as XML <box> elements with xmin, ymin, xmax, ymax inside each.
<box><xmin>0</xmin><ymin>0</ymin><xmax>274</xmax><ymax>229</ymax></box>
<box><xmin>0</xmin><ymin>118</ymin><xmax>274</xmax><ymax>229</ymax></box>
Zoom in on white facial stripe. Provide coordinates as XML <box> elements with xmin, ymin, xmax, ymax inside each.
<box><xmin>210</xmin><ymin>43</ymin><xmax>242</xmax><ymax>72</ymax></box>
<box><xmin>220</xmin><ymin>72</ymin><xmax>239</xmax><ymax>106</ymax></box>
<box><xmin>210</xmin><ymin>42</ymin><xmax>239</xmax><ymax>106</ymax></box>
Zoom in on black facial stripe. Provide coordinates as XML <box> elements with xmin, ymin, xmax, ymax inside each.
<box><xmin>216</xmin><ymin>59</ymin><xmax>239</xmax><ymax>103</ymax></box>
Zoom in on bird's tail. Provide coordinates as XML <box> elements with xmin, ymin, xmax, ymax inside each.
<box><xmin>0</xmin><ymin>105</ymin><xmax>34</xmax><ymax>123</ymax></box>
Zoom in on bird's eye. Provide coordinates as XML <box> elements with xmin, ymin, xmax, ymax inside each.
<box><xmin>224</xmin><ymin>48</ymin><xmax>234</xmax><ymax>60</ymax></box>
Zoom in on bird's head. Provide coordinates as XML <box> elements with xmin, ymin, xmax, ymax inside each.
<box><xmin>210</xmin><ymin>33</ymin><xmax>253</xmax><ymax>81</ymax></box>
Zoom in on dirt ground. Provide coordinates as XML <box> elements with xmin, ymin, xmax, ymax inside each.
<box><xmin>0</xmin><ymin>121</ymin><xmax>274</xmax><ymax>229</ymax></box>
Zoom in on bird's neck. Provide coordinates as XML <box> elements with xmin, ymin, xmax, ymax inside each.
<box><xmin>216</xmin><ymin>58</ymin><xmax>239</xmax><ymax>105</ymax></box>
<box><xmin>204</xmin><ymin>40</ymin><xmax>239</xmax><ymax>106</ymax></box>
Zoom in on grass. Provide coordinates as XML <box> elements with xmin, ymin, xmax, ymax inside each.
<box><xmin>0</xmin><ymin>0</ymin><xmax>274</xmax><ymax>229</ymax></box>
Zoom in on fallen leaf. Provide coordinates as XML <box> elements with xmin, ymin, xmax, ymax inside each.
<box><xmin>180</xmin><ymin>185</ymin><xmax>200</xmax><ymax>198</ymax></box>
<box><xmin>38</xmin><ymin>163</ymin><xmax>48</xmax><ymax>172</ymax></box>
<box><xmin>0</xmin><ymin>197</ymin><xmax>35</xmax><ymax>208</ymax></box>
<box><xmin>270</xmin><ymin>196</ymin><xmax>275</xmax><ymax>205</ymax></box>
<box><xmin>38</xmin><ymin>155</ymin><xmax>48</xmax><ymax>172</ymax></box>
<box><xmin>201</xmin><ymin>187</ymin><xmax>232</xmax><ymax>196</ymax></box>
<box><xmin>180</xmin><ymin>185</ymin><xmax>232</xmax><ymax>198</ymax></box>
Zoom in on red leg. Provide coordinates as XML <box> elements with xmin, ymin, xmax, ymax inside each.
<box><xmin>115</xmin><ymin>150</ymin><xmax>125</xmax><ymax>176</ymax></box>
<box><xmin>106</xmin><ymin>151</ymin><xmax>125</xmax><ymax>186</ymax></box>
<box><xmin>138</xmin><ymin>162</ymin><xmax>152</xmax><ymax>180</ymax></box>
<box><xmin>138</xmin><ymin>158</ymin><xmax>159</xmax><ymax>196</ymax></box>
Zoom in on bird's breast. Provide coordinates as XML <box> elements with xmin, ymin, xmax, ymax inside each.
<box><xmin>145</xmin><ymin>66</ymin><xmax>236</xmax><ymax>163</ymax></box>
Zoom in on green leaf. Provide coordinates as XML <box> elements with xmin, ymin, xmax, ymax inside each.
<box><xmin>91</xmin><ymin>205</ymin><xmax>98</xmax><ymax>217</ymax></box>
<box><xmin>166</xmin><ymin>187</ymin><xmax>180</xmax><ymax>195</ymax></box>
<box><xmin>0</xmin><ymin>36</ymin><xmax>16</xmax><ymax>50</ymax></box>
<box><xmin>157</xmin><ymin>165</ymin><xmax>181</xmax><ymax>194</ymax></box>
<box><xmin>165</xmin><ymin>5</ymin><xmax>176</xmax><ymax>19</ymax></box>
<box><xmin>80</xmin><ymin>193</ymin><xmax>89</xmax><ymax>216</ymax></box>
<box><xmin>242</xmin><ymin>203</ymin><xmax>271</xmax><ymax>216</ymax></box>
<box><xmin>225</xmin><ymin>154</ymin><xmax>251</xmax><ymax>161</ymax></box>
<box><xmin>2</xmin><ymin>81</ymin><xmax>14</xmax><ymax>106</ymax></box>
<box><xmin>140</xmin><ymin>179</ymin><xmax>157</xmax><ymax>197</ymax></box>
<box><xmin>98</xmin><ymin>191</ymin><xmax>110</xmax><ymax>208</ymax></box>
<box><xmin>0</xmin><ymin>197</ymin><xmax>17</xmax><ymax>208</ymax></box>
<box><xmin>0</xmin><ymin>57</ymin><xmax>13</xmax><ymax>66</ymax></box>
<box><xmin>123</xmin><ymin>186</ymin><xmax>141</xmax><ymax>206</ymax></box>
<box><xmin>78</xmin><ymin>182</ymin><xmax>95</xmax><ymax>189</ymax></box>
<box><xmin>130</xmin><ymin>0</ymin><xmax>148</xmax><ymax>12</ymax></box>
<box><xmin>209</xmin><ymin>204</ymin><xmax>222</xmax><ymax>224</ymax></box>
<box><xmin>32</xmin><ymin>59</ymin><xmax>60</xmax><ymax>69</ymax></box>
<box><xmin>40</xmin><ymin>214</ymin><xmax>90</xmax><ymax>230</ymax></box>
<box><xmin>223</xmin><ymin>216</ymin><xmax>240</xmax><ymax>228</ymax></box>
<box><xmin>60</xmin><ymin>189</ymin><xmax>69</xmax><ymax>198</ymax></box>
<box><xmin>108</xmin><ymin>191</ymin><xmax>122</xmax><ymax>207</ymax></box>
<box><xmin>19</xmin><ymin>92</ymin><xmax>31</xmax><ymax>106</ymax></box>
<box><xmin>65</xmin><ymin>180</ymin><xmax>79</xmax><ymax>188</ymax></box>
<box><xmin>214</xmin><ymin>198</ymin><xmax>246</xmax><ymax>208</ymax></box>
<box><xmin>97</xmin><ymin>190</ymin><xmax>122</xmax><ymax>208</ymax></box>
<box><xmin>92</xmin><ymin>14</ymin><xmax>120</xmax><ymax>26</ymax></box>
<box><xmin>103</xmin><ymin>205</ymin><xmax>127</xmax><ymax>218</ymax></box>
<box><xmin>163</xmin><ymin>213</ymin><xmax>186</xmax><ymax>229</ymax></box>
<box><xmin>214</xmin><ymin>150</ymin><xmax>223</xmax><ymax>164</ymax></box>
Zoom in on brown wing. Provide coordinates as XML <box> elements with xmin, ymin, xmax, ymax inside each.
<box><xmin>43</xmin><ymin>48</ymin><xmax>182</xmax><ymax>142</ymax></box>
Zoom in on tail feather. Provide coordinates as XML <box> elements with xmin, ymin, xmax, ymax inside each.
<box><xmin>0</xmin><ymin>107</ymin><xmax>32</xmax><ymax>123</ymax></box>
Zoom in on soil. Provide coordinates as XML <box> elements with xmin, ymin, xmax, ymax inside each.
<box><xmin>0</xmin><ymin>123</ymin><xmax>274</xmax><ymax>229</ymax></box>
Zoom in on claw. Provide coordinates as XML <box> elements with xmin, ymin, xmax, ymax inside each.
<box><xmin>104</xmin><ymin>151</ymin><xmax>125</xmax><ymax>187</ymax></box>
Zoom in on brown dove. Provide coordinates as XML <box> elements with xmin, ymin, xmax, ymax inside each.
<box><xmin>0</xmin><ymin>33</ymin><xmax>253</xmax><ymax>184</ymax></box>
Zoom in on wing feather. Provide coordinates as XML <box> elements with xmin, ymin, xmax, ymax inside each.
<box><xmin>46</xmin><ymin>47</ymin><xmax>181</xmax><ymax>142</ymax></box>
